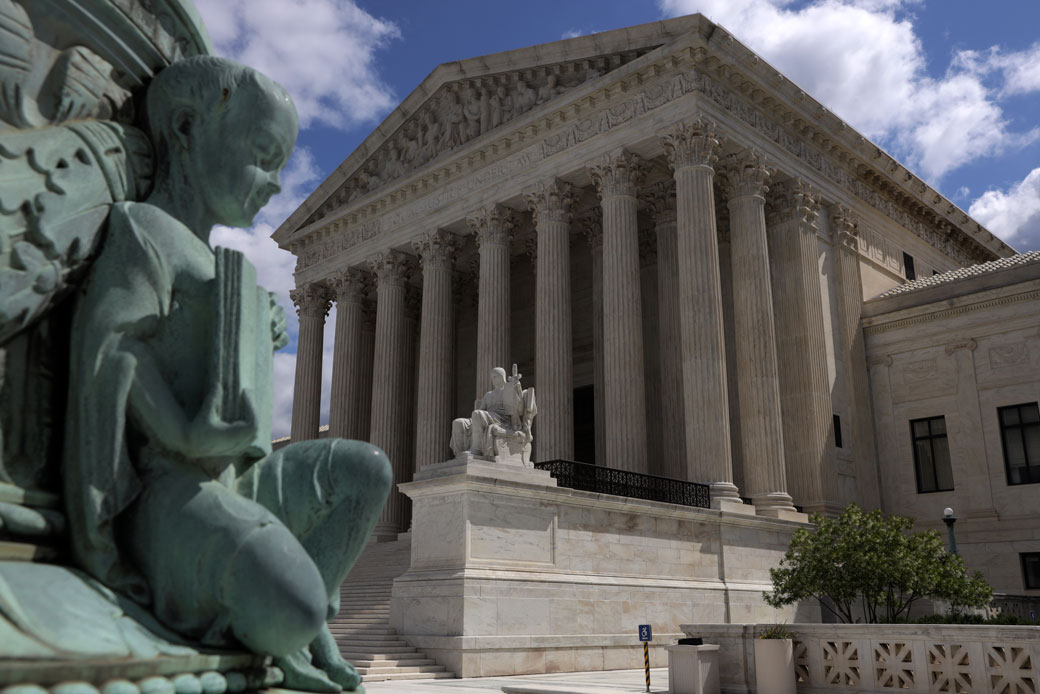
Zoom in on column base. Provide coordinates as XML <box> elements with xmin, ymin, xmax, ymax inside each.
<box><xmin>709</xmin><ymin>483</ymin><xmax>755</xmax><ymax>515</ymax></box>
<box><xmin>756</xmin><ymin>507</ymin><xmax>810</xmax><ymax>522</ymax></box>
<box><xmin>371</xmin><ymin>522</ymin><xmax>402</xmax><ymax>542</ymax></box>
<box><xmin>752</xmin><ymin>492</ymin><xmax>807</xmax><ymax>521</ymax></box>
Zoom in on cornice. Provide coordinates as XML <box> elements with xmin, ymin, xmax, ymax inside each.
<box><xmin>862</xmin><ymin>286</ymin><xmax>1040</xmax><ymax>336</ymax></box>
<box><xmin>287</xmin><ymin>18</ymin><xmax>1009</xmax><ymax>277</ymax></box>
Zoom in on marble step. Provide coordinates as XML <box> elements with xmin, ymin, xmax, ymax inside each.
<box><xmin>361</xmin><ymin>672</ymin><xmax>455</xmax><ymax>682</ymax></box>
<box><xmin>337</xmin><ymin>639</ymin><xmax>413</xmax><ymax>649</ymax></box>
<box><xmin>340</xmin><ymin>650</ymin><xmax>422</xmax><ymax>660</ymax></box>
<box><xmin>355</xmin><ymin>665</ymin><xmax>446</xmax><ymax>676</ymax></box>
<box><xmin>347</xmin><ymin>661</ymin><xmax>436</xmax><ymax>670</ymax></box>
<box><xmin>328</xmin><ymin>632</ymin><xmax>403</xmax><ymax>642</ymax></box>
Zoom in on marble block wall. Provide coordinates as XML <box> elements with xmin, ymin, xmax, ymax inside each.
<box><xmin>393</xmin><ymin>458</ymin><xmax>818</xmax><ymax>677</ymax></box>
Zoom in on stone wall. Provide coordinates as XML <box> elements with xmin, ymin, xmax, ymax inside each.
<box><xmin>392</xmin><ymin>459</ymin><xmax>818</xmax><ymax>677</ymax></box>
<box><xmin>689</xmin><ymin>622</ymin><xmax>1040</xmax><ymax>694</ymax></box>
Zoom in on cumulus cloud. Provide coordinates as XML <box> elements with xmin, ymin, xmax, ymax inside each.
<box><xmin>210</xmin><ymin>147</ymin><xmax>336</xmax><ymax>437</ymax></box>
<box><xmin>955</xmin><ymin>42</ymin><xmax>1040</xmax><ymax>98</ymax></box>
<box><xmin>969</xmin><ymin>168</ymin><xmax>1040</xmax><ymax>251</ymax></box>
<box><xmin>658</xmin><ymin>0</ymin><xmax>1034</xmax><ymax>181</ymax></box>
<box><xmin>196</xmin><ymin>0</ymin><xmax>400</xmax><ymax>130</ymax></box>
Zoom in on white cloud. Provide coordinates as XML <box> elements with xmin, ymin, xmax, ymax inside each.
<box><xmin>955</xmin><ymin>42</ymin><xmax>1040</xmax><ymax>98</ymax></box>
<box><xmin>658</xmin><ymin>0</ymin><xmax>1031</xmax><ymax>181</ymax></box>
<box><xmin>969</xmin><ymin>168</ymin><xmax>1040</xmax><ymax>251</ymax></box>
<box><xmin>195</xmin><ymin>0</ymin><xmax>400</xmax><ymax>130</ymax></box>
<box><xmin>211</xmin><ymin>147</ymin><xmax>336</xmax><ymax>438</ymax></box>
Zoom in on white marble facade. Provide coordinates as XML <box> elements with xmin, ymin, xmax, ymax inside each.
<box><xmin>276</xmin><ymin>16</ymin><xmax>1012</xmax><ymax>557</ymax></box>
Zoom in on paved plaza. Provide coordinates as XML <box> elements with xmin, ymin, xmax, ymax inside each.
<box><xmin>362</xmin><ymin>668</ymin><xmax>669</xmax><ymax>694</ymax></box>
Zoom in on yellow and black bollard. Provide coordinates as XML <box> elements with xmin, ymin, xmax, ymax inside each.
<box><xmin>638</xmin><ymin>624</ymin><xmax>652</xmax><ymax>692</ymax></box>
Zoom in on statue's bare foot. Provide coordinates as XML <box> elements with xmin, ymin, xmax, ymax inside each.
<box><xmin>310</xmin><ymin>624</ymin><xmax>364</xmax><ymax>692</ymax></box>
<box><xmin>276</xmin><ymin>649</ymin><xmax>342</xmax><ymax>693</ymax></box>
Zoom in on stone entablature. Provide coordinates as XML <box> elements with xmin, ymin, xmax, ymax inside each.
<box><xmin>278</xmin><ymin>16</ymin><xmax>1009</xmax><ymax>279</ymax></box>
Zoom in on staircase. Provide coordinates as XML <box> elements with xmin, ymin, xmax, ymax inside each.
<box><xmin>330</xmin><ymin>537</ymin><xmax>455</xmax><ymax>682</ymax></box>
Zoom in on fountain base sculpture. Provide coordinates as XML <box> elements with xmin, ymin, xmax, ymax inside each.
<box><xmin>0</xmin><ymin>2</ymin><xmax>391</xmax><ymax>692</ymax></box>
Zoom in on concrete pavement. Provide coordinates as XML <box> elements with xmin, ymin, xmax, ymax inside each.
<box><xmin>362</xmin><ymin>668</ymin><xmax>669</xmax><ymax>694</ymax></box>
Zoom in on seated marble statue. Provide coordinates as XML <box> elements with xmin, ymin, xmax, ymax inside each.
<box><xmin>450</xmin><ymin>365</ymin><xmax>537</xmax><ymax>465</ymax></box>
<box><xmin>62</xmin><ymin>55</ymin><xmax>391</xmax><ymax>693</ymax></box>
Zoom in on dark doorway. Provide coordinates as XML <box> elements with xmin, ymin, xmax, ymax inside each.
<box><xmin>573</xmin><ymin>384</ymin><xmax>596</xmax><ymax>464</ymax></box>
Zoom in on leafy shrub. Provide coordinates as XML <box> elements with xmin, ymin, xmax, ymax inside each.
<box><xmin>764</xmin><ymin>504</ymin><xmax>992</xmax><ymax>624</ymax></box>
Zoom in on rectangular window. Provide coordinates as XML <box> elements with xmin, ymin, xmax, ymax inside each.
<box><xmin>1023</xmin><ymin>553</ymin><xmax>1040</xmax><ymax>590</ymax></box>
<box><xmin>911</xmin><ymin>416</ymin><xmax>954</xmax><ymax>493</ymax></box>
<box><xmin>999</xmin><ymin>403</ymin><xmax>1040</xmax><ymax>485</ymax></box>
<box><xmin>903</xmin><ymin>252</ymin><xmax>917</xmax><ymax>280</ymax></box>
<box><xmin>833</xmin><ymin>414</ymin><xmax>843</xmax><ymax>448</ymax></box>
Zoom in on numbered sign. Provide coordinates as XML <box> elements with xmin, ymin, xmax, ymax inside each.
<box><xmin>638</xmin><ymin>624</ymin><xmax>652</xmax><ymax>642</ymax></box>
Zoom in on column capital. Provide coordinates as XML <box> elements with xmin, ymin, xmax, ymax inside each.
<box><xmin>413</xmin><ymin>230</ymin><xmax>458</xmax><ymax>270</ymax></box>
<box><xmin>290</xmin><ymin>282</ymin><xmax>332</xmax><ymax>318</ymax></box>
<box><xmin>518</xmin><ymin>229</ymin><xmax>538</xmax><ymax>265</ymax></box>
<box><xmin>326</xmin><ymin>268</ymin><xmax>369</xmax><ymax>304</ymax></box>
<box><xmin>467</xmin><ymin>204</ymin><xmax>516</xmax><ymax>248</ymax></box>
<box><xmin>767</xmin><ymin>178</ymin><xmax>822</xmax><ymax>228</ymax></box>
<box><xmin>368</xmin><ymin>249</ymin><xmax>415</xmax><ymax>287</ymax></box>
<box><xmin>579</xmin><ymin>208</ymin><xmax>603</xmax><ymax>250</ymax></box>
<box><xmin>662</xmin><ymin>117</ymin><xmax>722</xmax><ymax>171</ymax></box>
<box><xmin>588</xmin><ymin>149</ymin><xmax>646</xmax><ymax>199</ymax></box>
<box><xmin>525</xmin><ymin>178</ymin><xmax>576</xmax><ymax>227</ymax></box>
<box><xmin>644</xmin><ymin>180</ymin><xmax>677</xmax><ymax>224</ymax></box>
<box><xmin>720</xmin><ymin>149</ymin><xmax>771</xmax><ymax>202</ymax></box>
<box><xmin>830</xmin><ymin>204</ymin><xmax>860</xmax><ymax>249</ymax></box>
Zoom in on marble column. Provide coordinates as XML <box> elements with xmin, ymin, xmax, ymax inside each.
<box><xmin>413</xmin><ymin>231</ymin><xmax>456</xmax><ymax>469</ymax></box>
<box><xmin>662</xmin><ymin>120</ymin><xmax>738</xmax><ymax>500</ymax></box>
<box><xmin>832</xmin><ymin>205</ymin><xmax>882</xmax><ymax>509</ymax></box>
<box><xmin>359</xmin><ymin>301</ymin><xmax>376</xmax><ymax>439</ymax></box>
<box><xmin>581</xmin><ymin>210</ymin><xmax>605</xmax><ymax>464</ymax></box>
<box><xmin>526</xmin><ymin>180</ymin><xmax>576</xmax><ymax>462</ymax></box>
<box><xmin>467</xmin><ymin>205</ymin><xmax>515</xmax><ymax>398</ymax></box>
<box><xmin>327</xmin><ymin>269</ymin><xmax>369</xmax><ymax>440</ymax></box>
<box><xmin>588</xmin><ymin>149</ymin><xmax>648</xmax><ymax>473</ymax></box>
<box><xmin>368</xmin><ymin>249</ymin><xmax>414</xmax><ymax>540</ymax></box>
<box><xmin>645</xmin><ymin>181</ymin><xmax>684</xmax><ymax>481</ymax></box>
<box><xmin>639</xmin><ymin>226</ymin><xmax>663</xmax><ymax>472</ymax></box>
<box><xmin>721</xmin><ymin>149</ymin><xmax>795</xmax><ymax>514</ymax></box>
<box><xmin>289</xmin><ymin>282</ymin><xmax>331</xmax><ymax>442</ymax></box>
<box><xmin>767</xmin><ymin>180</ymin><xmax>839</xmax><ymax>514</ymax></box>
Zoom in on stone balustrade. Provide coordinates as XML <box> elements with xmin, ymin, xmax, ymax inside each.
<box><xmin>684</xmin><ymin>623</ymin><xmax>1040</xmax><ymax>694</ymax></box>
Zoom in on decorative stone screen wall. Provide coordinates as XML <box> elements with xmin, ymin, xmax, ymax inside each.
<box><xmin>686</xmin><ymin>623</ymin><xmax>1040</xmax><ymax>694</ymax></box>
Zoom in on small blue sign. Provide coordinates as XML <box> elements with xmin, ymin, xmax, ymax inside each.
<box><xmin>638</xmin><ymin>624</ymin><xmax>653</xmax><ymax>642</ymax></box>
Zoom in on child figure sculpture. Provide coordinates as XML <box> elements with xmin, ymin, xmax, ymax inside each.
<box><xmin>63</xmin><ymin>56</ymin><xmax>390</xmax><ymax>692</ymax></box>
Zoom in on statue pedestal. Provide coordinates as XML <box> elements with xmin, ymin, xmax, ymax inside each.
<box><xmin>392</xmin><ymin>461</ymin><xmax>816</xmax><ymax>678</ymax></box>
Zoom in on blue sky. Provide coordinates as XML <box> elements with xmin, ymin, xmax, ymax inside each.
<box><xmin>195</xmin><ymin>0</ymin><xmax>1040</xmax><ymax>437</ymax></box>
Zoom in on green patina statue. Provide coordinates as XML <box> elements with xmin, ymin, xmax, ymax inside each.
<box><xmin>0</xmin><ymin>3</ymin><xmax>391</xmax><ymax>692</ymax></box>
<box><xmin>61</xmin><ymin>55</ymin><xmax>391</xmax><ymax>692</ymax></box>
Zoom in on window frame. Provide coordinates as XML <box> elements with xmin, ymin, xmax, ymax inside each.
<box><xmin>998</xmin><ymin>402</ymin><xmax>1040</xmax><ymax>486</ymax></box>
<box><xmin>903</xmin><ymin>252</ymin><xmax>917</xmax><ymax>281</ymax></box>
<box><xmin>910</xmin><ymin>415</ymin><xmax>954</xmax><ymax>494</ymax></box>
<box><xmin>1023</xmin><ymin>552</ymin><xmax>1040</xmax><ymax>590</ymax></box>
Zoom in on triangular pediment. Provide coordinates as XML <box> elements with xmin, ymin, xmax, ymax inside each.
<box><xmin>274</xmin><ymin>15</ymin><xmax>705</xmax><ymax>241</ymax></box>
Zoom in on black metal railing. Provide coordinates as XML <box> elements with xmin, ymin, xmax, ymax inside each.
<box><xmin>533</xmin><ymin>459</ymin><xmax>711</xmax><ymax>509</ymax></box>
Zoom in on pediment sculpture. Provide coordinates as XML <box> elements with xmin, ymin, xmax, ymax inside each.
<box><xmin>304</xmin><ymin>49</ymin><xmax>656</xmax><ymax>225</ymax></box>
<box><xmin>0</xmin><ymin>2</ymin><xmax>389</xmax><ymax>692</ymax></box>
<box><xmin>451</xmin><ymin>364</ymin><xmax>537</xmax><ymax>466</ymax></box>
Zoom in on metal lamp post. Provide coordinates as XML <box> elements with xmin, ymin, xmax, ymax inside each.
<box><xmin>942</xmin><ymin>507</ymin><xmax>958</xmax><ymax>555</ymax></box>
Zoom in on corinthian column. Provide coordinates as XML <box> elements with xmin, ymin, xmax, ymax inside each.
<box><xmin>290</xmin><ymin>282</ymin><xmax>331</xmax><ymax>442</ymax></box>
<box><xmin>662</xmin><ymin>120</ymin><xmax>739</xmax><ymax>502</ymax></box>
<box><xmin>468</xmin><ymin>205</ymin><xmax>515</xmax><ymax>398</ymax></box>
<box><xmin>328</xmin><ymin>269</ymin><xmax>369</xmax><ymax>440</ymax></box>
<box><xmin>581</xmin><ymin>210</ymin><xmax>605</xmax><ymax>463</ymax></box>
<box><xmin>832</xmin><ymin>205</ymin><xmax>882</xmax><ymax>509</ymax></box>
<box><xmin>721</xmin><ymin>149</ymin><xmax>795</xmax><ymax>515</ymax></box>
<box><xmin>413</xmin><ymin>231</ymin><xmax>456</xmax><ymax>469</ymax></box>
<box><xmin>767</xmin><ymin>180</ymin><xmax>839</xmax><ymax>514</ymax></box>
<box><xmin>588</xmin><ymin>149</ymin><xmax>648</xmax><ymax>473</ymax></box>
<box><xmin>645</xmin><ymin>181</ymin><xmax>684</xmax><ymax>481</ymax></box>
<box><xmin>526</xmin><ymin>179</ymin><xmax>576</xmax><ymax>462</ymax></box>
<box><xmin>368</xmin><ymin>250</ymin><xmax>414</xmax><ymax>539</ymax></box>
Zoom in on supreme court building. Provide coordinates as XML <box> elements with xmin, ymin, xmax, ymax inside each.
<box><xmin>274</xmin><ymin>14</ymin><xmax>1040</xmax><ymax>674</ymax></box>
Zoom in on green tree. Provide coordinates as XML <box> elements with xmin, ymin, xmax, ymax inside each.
<box><xmin>764</xmin><ymin>504</ymin><xmax>992</xmax><ymax>623</ymax></box>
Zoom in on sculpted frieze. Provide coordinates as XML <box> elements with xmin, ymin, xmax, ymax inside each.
<box><xmin>304</xmin><ymin>49</ymin><xmax>656</xmax><ymax>225</ymax></box>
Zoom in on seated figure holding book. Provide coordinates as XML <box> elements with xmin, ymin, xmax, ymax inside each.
<box><xmin>63</xmin><ymin>56</ymin><xmax>389</xmax><ymax>693</ymax></box>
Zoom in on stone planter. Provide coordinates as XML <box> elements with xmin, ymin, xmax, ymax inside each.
<box><xmin>753</xmin><ymin>638</ymin><xmax>795</xmax><ymax>694</ymax></box>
